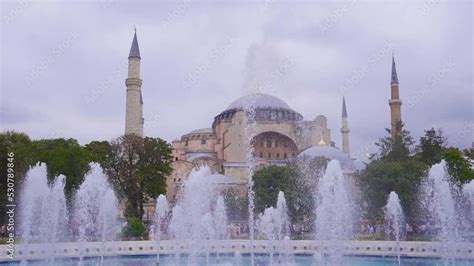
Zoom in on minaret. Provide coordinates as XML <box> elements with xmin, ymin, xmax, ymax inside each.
<box><xmin>389</xmin><ymin>55</ymin><xmax>402</xmax><ymax>139</ymax></box>
<box><xmin>125</xmin><ymin>30</ymin><xmax>144</xmax><ymax>137</ymax></box>
<box><xmin>340</xmin><ymin>96</ymin><xmax>350</xmax><ymax>155</ymax></box>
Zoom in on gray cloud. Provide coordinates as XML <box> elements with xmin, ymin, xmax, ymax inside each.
<box><xmin>1</xmin><ymin>0</ymin><xmax>472</xmax><ymax>158</ymax></box>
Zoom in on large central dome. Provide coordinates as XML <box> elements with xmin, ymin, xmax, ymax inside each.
<box><xmin>213</xmin><ymin>93</ymin><xmax>303</xmax><ymax>126</ymax></box>
<box><xmin>226</xmin><ymin>93</ymin><xmax>292</xmax><ymax>111</ymax></box>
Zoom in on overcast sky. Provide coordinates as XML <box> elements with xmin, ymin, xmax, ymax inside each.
<box><xmin>1</xmin><ymin>0</ymin><xmax>472</xmax><ymax>160</ymax></box>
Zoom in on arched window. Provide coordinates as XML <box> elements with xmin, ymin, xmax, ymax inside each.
<box><xmin>252</xmin><ymin>132</ymin><xmax>298</xmax><ymax>161</ymax></box>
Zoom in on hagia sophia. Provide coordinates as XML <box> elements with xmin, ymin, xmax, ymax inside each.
<box><xmin>123</xmin><ymin>31</ymin><xmax>403</xmax><ymax>207</ymax></box>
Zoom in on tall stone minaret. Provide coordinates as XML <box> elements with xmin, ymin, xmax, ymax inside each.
<box><xmin>340</xmin><ymin>96</ymin><xmax>350</xmax><ymax>155</ymax></box>
<box><xmin>125</xmin><ymin>30</ymin><xmax>144</xmax><ymax>137</ymax></box>
<box><xmin>389</xmin><ymin>55</ymin><xmax>402</xmax><ymax>139</ymax></box>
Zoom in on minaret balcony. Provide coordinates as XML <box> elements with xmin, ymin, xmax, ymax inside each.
<box><xmin>388</xmin><ymin>99</ymin><xmax>402</xmax><ymax>105</ymax></box>
<box><xmin>126</xmin><ymin>78</ymin><xmax>142</xmax><ymax>87</ymax></box>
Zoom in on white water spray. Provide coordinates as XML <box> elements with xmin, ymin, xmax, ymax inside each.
<box><xmin>73</xmin><ymin>163</ymin><xmax>119</xmax><ymax>243</ymax></box>
<box><xmin>314</xmin><ymin>160</ymin><xmax>354</xmax><ymax>261</ymax></box>
<box><xmin>385</xmin><ymin>191</ymin><xmax>404</xmax><ymax>265</ymax></box>
<box><xmin>420</xmin><ymin>160</ymin><xmax>460</xmax><ymax>261</ymax></box>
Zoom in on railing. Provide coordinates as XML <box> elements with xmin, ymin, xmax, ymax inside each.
<box><xmin>0</xmin><ymin>240</ymin><xmax>473</xmax><ymax>261</ymax></box>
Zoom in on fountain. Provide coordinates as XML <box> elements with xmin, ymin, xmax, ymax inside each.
<box><xmin>5</xmin><ymin>148</ymin><xmax>474</xmax><ymax>265</ymax></box>
<box><xmin>463</xmin><ymin>180</ymin><xmax>474</xmax><ymax>207</ymax></box>
<box><xmin>257</xmin><ymin>191</ymin><xmax>290</xmax><ymax>264</ymax></box>
<box><xmin>167</xmin><ymin>165</ymin><xmax>228</xmax><ymax>262</ymax></box>
<box><xmin>384</xmin><ymin>191</ymin><xmax>405</xmax><ymax>265</ymax></box>
<box><xmin>154</xmin><ymin>194</ymin><xmax>169</xmax><ymax>264</ymax></box>
<box><xmin>242</xmin><ymin>97</ymin><xmax>258</xmax><ymax>266</ymax></box>
<box><xmin>420</xmin><ymin>160</ymin><xmax>461</xmax><ymax>261</ymax></box>
<box><xmin>73</xmin><ymin>163</ymin><xmax>119</xmax><ymax>242</ymax></box>
<box><xmin>314</xmin><ymin>160</ymin><xmax>354</xmax><ymax>262</ymax></box>
<box><xmin>19</xmin><ymin>164</ymin><xmax>68</xmax><ymax>262</ymax></box>
<box><xmin>72</xmin><ymin>163</ymin><xmax>119</xmax><ymax>264</ymax></box>
<box><xmin>214</xmin><ymin>195</ymin><xmax>228</xmax><ymax>240</ymax></box>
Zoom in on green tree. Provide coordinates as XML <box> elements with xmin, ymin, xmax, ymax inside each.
<box><xmin>223</xmin><ymin>187</ymin><xmax>248</xmax><ymax>221</ymax></box>
<box><xmin>416</xmin><ymin>128</ymin><xmax>446</xmax><ymax>165</ymax></box>
<box><xmin>85</xmin><ymin>140</ymin><xmax>112</xmax><ymax>166</ymax></box>
<box><xmin>375</xmin><ymin>122</ymin><xmax>414</xmax><ymax>161</ymax></box>
<box><xmin>463</xmin><ymin>147</ymin><xmax>474</xmax><ymax>160</ymax></box>
<box><xmin>443</xmin><ymin>147</ymin><xmax>474</xmax><ymax>184</ymax></box>
<box><xmin>358</xmin><ymin>159</ymin><xmax>427</xmax><ymax>223</ymax></box>
<box><xmin>35</xmin><ymin>138</ymin><xmax>93</xmax><ymax>201</ymax></box>
<box><xmin>359</xmin><ymin>125</ymin><xmax>428</xmax><ymax>224</ymax></box>
<box><xmin>123</xmin><ymin>217</ymin><xmax>146</xmax><ymax>239</ymax></box>
<box><xmin>252</xmin><ymin>158</ymin><xmax>327</xmax><ymax>232</ymax></box>
<box><xmin>103</xmin><ymin>134</ymin><xmax>172</xmax><ymax>219</ymax></box>
<box><xmin>0</xmin><ymin>131</ymin><xmax>37</xmax><ymax>224</ymax></box>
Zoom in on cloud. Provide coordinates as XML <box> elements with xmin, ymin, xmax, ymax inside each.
<box><xmin>1</xmin><ymin>0</ymin><xmax>472</xmax><ymax>157</ymax></box>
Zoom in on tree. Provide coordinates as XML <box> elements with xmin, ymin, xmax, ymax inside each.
<box><xmin>0</xmin><ymin>131</ymin><xmax>37</xmax><ymax>224</ymax></box>
<box><xmin>223</xmin><ymin>187</ymin><xmax>248</xmax><ymax>221</ymax></box>
<box><xmin>35</xmin><ymin>138</ymin><xmax>93</xmax><ymax>201</ymax></box>
<box><xmin>416</xmin><ymin>128</ymin><xmax>446</xmax><ymax>165</ymax></box>
<box><xmin>85</xmin><ymin>140</ymin><xmax>112</xmax><ymax>167</ymax></box>
<box><xmin>358</xmin><ymin>159</ymin><xmax>427</xmax><ymax>223</ymax></box>
<box><xmin>253</xmin><ymin>157</ymin><xmax>327</xmax><ymax>233</ymax></box>
<box><xmin>463</xmin><ymin>147</ymin><xmax>474</xmax><ymax>160</ymax></box>
<box><xmin>443</xmin><ymin>147</ymin><xmax>474</xmax><ymax>184</ymax></box>
<box><xmin>103</xmin><ymin>134</ymin><xmax>172</xmax><ymax>219</ymax></box>
<box><xmin>360</xmin><ymin>125</ymin><xmax>428</xmax><ymax>224</ymax></box>
<box><xmin>375</xmin><ymin>122</ymin><xmax>414</xmax><ymax>161</ymax></box>
<box><xmin>253</xmin><ymin>165</ymin><xmax>295</xmax><ymax>214</ymax></box>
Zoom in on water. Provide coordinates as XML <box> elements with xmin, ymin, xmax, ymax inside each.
<box><xmin>242</xmin><ymin>95</ymin><xmax>258</xmax><ymax>265</ymax></box>
<box><xmin>384</xmin><ymin>191</ymin><xmax>404</xmax><ymax>265</ymax></box>
<box><xmin>167</xmin><ymin>166</ymin><xmax>228</xmax><ymax>261</ymax></box>
<box><xmin>72</xmin><ymin>164</ymin><xmax>119</xmax><ymax>243</ymax></box>
<box><xmin>463</xmin><ymin>180</ymin><xmax>474</xmax><ymax>218</ymax></box>
<box><xmin>154</xmin><ymin>194</ymin><xmax>169</xmax><ymax>264</ymax></box>
<box><xmin>314</xmin><ymin>160</ymin><xmax>354</xmax><ymax>262</ymax></box>
<box><xmin>464</xmin><ymin>180</ymin><xmax>474</xmax><ymax>200</ymax></box>
<box><xmin>19</xmin><ymin>165</ymin><xmax>68</xmax><ymax>244</ymax></box>
<box><xmin>257</xmin><ymin>191</ymin><xmax>290</xmax><ymax>264</ymax></box>
<box><xmin>420</xmin><ymin>160</ymin><xmax>460</xmax><ymax>261</ymax></box>
<box><xmin>71</xmin><ymin>163</ymin><xmax>119</xmax><ymax>265</ymax></box>
<box><xmin>257</xmin><ymin>191</ymin><xmax>289</xmax><ymax>241</ymax></box>
<box><xmin>19</xmin><ymin>164</ymin><xmax>68</xmax><ymax>262</ymax></box>
<box><xmin>214</xmin><ymin>196</ymin><xmax>228</xmax><ymax>240</ymax></box>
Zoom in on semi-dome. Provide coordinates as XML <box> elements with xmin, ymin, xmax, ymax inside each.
<box><xmin>298</xmin><ymin>145</ymin><xmax>354</xmax><ymax>171</ymax></box>
<box><xmin>226</xmin><ymin>93</ymin><xmax>292</xmax><ymax>111</ymax></box>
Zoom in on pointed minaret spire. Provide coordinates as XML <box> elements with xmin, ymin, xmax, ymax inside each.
<box><xmin>125</xmin><ymin>30</ymin><xmax>144</xmax><ymax>137</ymax></box>
<box><xmin>341</xmin><ymin>96</ymin><xmax>350</xmax><ymax>155</ymax></box>
<box><xmin>129</xmin><ymin>29</ymin><xmax>141</xmax><ymax>59</ymax></box>
<box><xmin>391</xmin><ymin>54</ymin><xmax>398</xmax><ymax>85</ymax></box>
<box><xmin>389</xmin><ymin>55</ymin><xmax>402</xmax><ymax>139</ymax></box>
<box><xmin>342</xmin><ymin>96</ymin><xmax>348</xmax><ymax>118</ymax></box>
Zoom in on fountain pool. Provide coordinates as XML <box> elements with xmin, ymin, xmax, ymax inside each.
<box><xmin>2</xmin><ymin>160</ymin><xmax>474</xmax><ymax>265</ymax></box>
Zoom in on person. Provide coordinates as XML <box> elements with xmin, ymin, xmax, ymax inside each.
<box><xmin>0</xmin><ymin>225</ymin><xmax>5</xmax><ymax>237</ymax></box>
<box><xmin>149</xmin><ymin>225</ymin><xmax>155</xmax><ymax>241</ymax></box>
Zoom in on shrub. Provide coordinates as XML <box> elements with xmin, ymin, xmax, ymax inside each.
<box><xmin>123</xmin><ymin>217</ymin><xmax>146</xmax><ymax>239</ymax></box>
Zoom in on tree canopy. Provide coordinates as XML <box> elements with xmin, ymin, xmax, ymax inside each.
<box><xmin>358</xmin><ymin>125</ymin><xmax>473</xmax><ymax>226</ymax></box>
<box><xmin>102</xmin><ymin>134</ymin><xmax>173</xmax><ymax>219</ymax></box>
<box><xmin>0</xmin><ymin>131</ymin><xmax>174</xmax><ymax>224</ymax></box>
